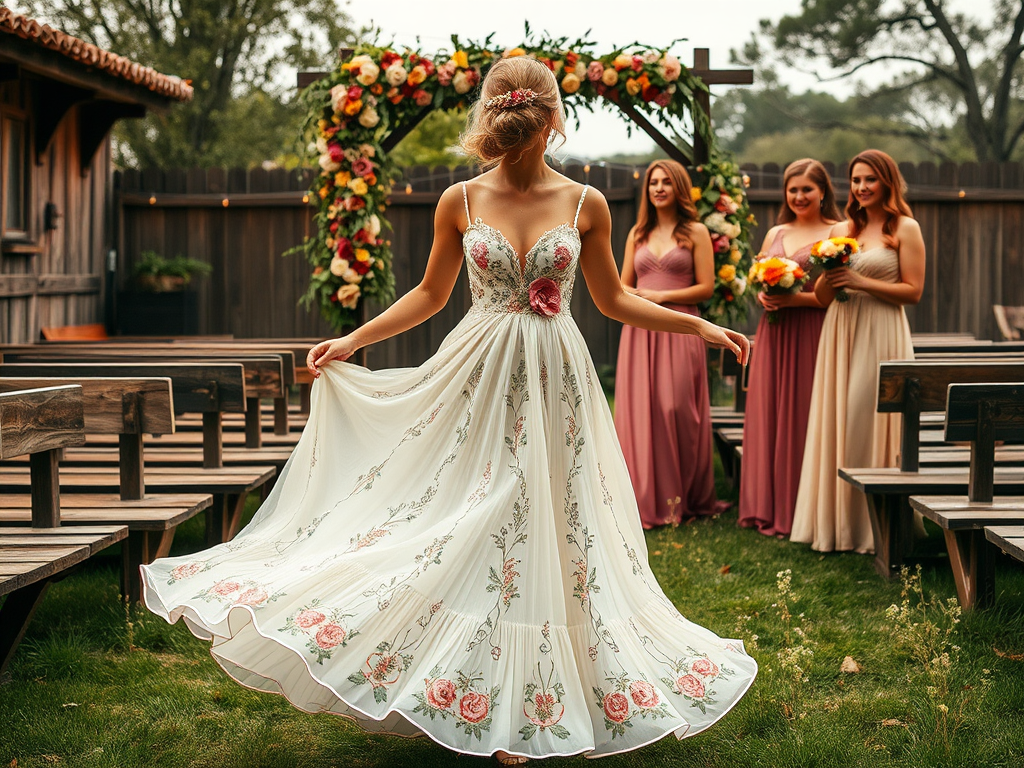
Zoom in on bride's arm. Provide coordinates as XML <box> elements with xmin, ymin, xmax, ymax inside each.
<box><xmin>579</xmin><ymin>189</ymin><xmax>749</xmax><ymax>363</ymax></box>
<box><xmin>307</xmin><ymin>185</ymin><xmax>466</xmax><ymax>375</ymax></box>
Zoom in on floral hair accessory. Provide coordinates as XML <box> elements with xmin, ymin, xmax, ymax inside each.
<box><xmin>483</xmin><ymin>88</ymin><xmax>539</xmax><ymax>111</ymax></box>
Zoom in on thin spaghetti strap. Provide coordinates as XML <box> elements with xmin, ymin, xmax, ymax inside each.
<box><xmin>573</xmin><ymin>185</ymin><xmax>589</xmax><ymax>228</ymax></box>
<box><xmin>461</xmin><ymin>182</ymin><xmax>471</xmax><ymax>226</ymax></box>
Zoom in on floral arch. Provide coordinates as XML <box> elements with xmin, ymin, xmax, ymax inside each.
<box><xmin>294</xmin><ymin>36</ymin><xmax>755</xmax><ymax>330</ymax></box>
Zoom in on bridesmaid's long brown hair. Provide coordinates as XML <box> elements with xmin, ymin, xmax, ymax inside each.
<box><xmin>634</xmin><ymin>160</ymin><xmax>698</xmax><ymax>250</ymax></box>
<box><xmin>777</xmin><ymin>158</ymin><xmax>841</xmax><ymax>224</ymax></box>
<box><xmin>845</xmin><ymin>149</ymin><xmax>913</xmax><ymax>248</ymax></box>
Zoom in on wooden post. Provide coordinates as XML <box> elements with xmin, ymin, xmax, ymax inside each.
<box><xmin>968</xmin><ymin>400</ymin><xmax>995</xmax><ymax>502</ymax></box>
<box><xmin>692</xmin><ymin>49</ymin><xmax>712</xmax><ymax>166</ymax></box>
<box><xmin>29</xmin><ymin>449</ymin><xmax>61</xmax><ymax>528</ymax></box>
<box><xmin>900</xmin><ymin>378</ymin><xmax>921</xmax><ymax>472</ymax></box>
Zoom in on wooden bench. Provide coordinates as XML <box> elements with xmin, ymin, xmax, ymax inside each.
<box><xmin>0</xmin><ymin>363</ymin><xmax>276</xmax><ymax>551</ymax></box>
<box><xmin>908</xmin><ymin>383</ymin><xmax>1024</xmax><ymax>609</ymax></box>
<box><xmin>0</xmin><ymin>385</ymin><xmax>128</xmax><ymax>676</ymax></box>
<box><xmin>0</xmin><ymin>377</ymin><xmax>214</xmax><ymax>602</ymax></box>
<box><xmin>985</xmin><ymin>526</ymin><xmax>1024</xmax><ymax>562</ymax></box>
<box><xmin>840</xmin><ymin>360</ymin><xmax>1024</xmax><ymax>579</ymax></box>
<box><xmin>1</xmin><ymin>345</ymin><xmax>289</xmax><ymax>448</ymax></box>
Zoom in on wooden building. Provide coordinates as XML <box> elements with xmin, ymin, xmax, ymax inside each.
<box><xmin>0</xmin><ymin>9</ymin><xmax>192</xmax><ymax>342</ymax></box>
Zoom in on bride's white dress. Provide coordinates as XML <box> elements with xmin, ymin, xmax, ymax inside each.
<box><xmin>141</xmin><ymin>184</ymin><xmax>756</xmax><ymax>759</ymax></box>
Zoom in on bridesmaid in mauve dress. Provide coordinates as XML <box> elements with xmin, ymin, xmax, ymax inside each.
<box><xmin>791</xmin><ymin>150</ymin><xmax>925</xmax><ymax>553</ymax></box>
<box><xmin>615</xmin><ymin>160</ymin><xmax>717</xmax><ymax>528</ymax></box>
<box><xmin>738</xmin><ymin>159</ymin><xmax>840</xmax><ymax>537</ymax></box>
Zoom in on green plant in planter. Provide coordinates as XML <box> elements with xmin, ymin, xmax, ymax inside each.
<box><xmin>133</xmin><ymin>251</ymin><xmax>213</xmax><ymax>293</ymax></box>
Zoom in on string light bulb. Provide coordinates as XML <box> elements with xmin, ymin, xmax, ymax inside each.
<box><xmin>583</xmin><ymin>164</ymin><xmax>591</xmax><ymax>174</ymax></box>
<box><xmin>148</xmin><ymin>195</ymin><xmax>156</xmax><ymax>205</ymax></box>
<box><xmin>405</xmin><ymin>183</ymin><xmax>412</xmax><ymax>195</ymax></box>
<box><xmin>221</xmin><ymin>198</ymin><xmax>229</xmax><ymax>207</ymax></box>
<box><xmin>301</xmin><ymin>194</ymin><xmax>309</xmax><ymax>204</ymax></box>
<box><xmin>633</xmin><ymin>167</ymin><xmax>640</xmax><ymax>179</ymax></box>
<box><xmin>958</xmin><ymin>189</ymin><xmax>966</xmax><ymax>198</ymax></box>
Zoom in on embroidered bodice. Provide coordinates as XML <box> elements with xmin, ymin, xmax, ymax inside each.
<box><xmin>461</xmin><ymin>183</ymin><xmax>588</xmax><ymax>317</ymax></box>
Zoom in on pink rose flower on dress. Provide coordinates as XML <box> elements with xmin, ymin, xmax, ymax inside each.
<box><xmin>314</xmin><ymin>623</ymin><xmax>347</xmax><ymax>649</ymax></box>
<box><xmin>471</xmin><ymin>241</ymin><xmax>488</xmax><ymax>269</ymax></box>
<box><xmin>553</xmin><ymin>244</ymin><xmax>572</xmax><ymax>270</ymax></box>
<box><xmin>629</xmin><ymin>680</ymin><xmax>659</xmax><ymax>708</ymax></box>
<box><xmin>211</xmin><ymin>580</ymin><xmax>241</xmax><ymax>596</ymax></box>
<box><xmin>459</xmin><ymin>691</ymin><xmax>489</xmax><ymax>723</ymax></box>
<box><xmin>528</xmin><ymin>277</ymin><xmax>561</xmax><ymax>317</ymax></box>
<box><xmin>691</xmin><ymin>658</ymin><xmax>720</xmax><ymax>677</ymax></box>
<box><xmin>675</xmin><ymin>673</ymin><xmax>706</xmax><ymax>698</ymax></box>
<box><xmin>234</xmin><ymin>586</ymin><xmax>268</xmax><ymax>606</ymax></box>
<box><xmin>294</xmin><ymin>609</ymin><xmax>326</xmax><ymax>629</ymax></box>
<box><xmin>426</xmin><ymin>678</ymin><xmax>457</xmax><ymax>709</ymax></box>
<box><xmin>170</xmin><ymin>562</ymin><xmax>202</xmax><ymax>580</ymax></box>
<box><xmin>603</xmin><ymin>691</ymin><xmax>630</xmax><ymax>723</ymax></box>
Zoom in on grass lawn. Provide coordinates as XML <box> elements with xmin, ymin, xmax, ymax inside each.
<box><xmin>2</xmin><ymin>468</ymin><xmax>1023</xmax><ymax>768</ymax></box>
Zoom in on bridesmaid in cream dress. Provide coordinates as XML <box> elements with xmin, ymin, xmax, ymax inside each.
<box><xmin>791</xmin><ymin>150</ymin><xmax>926</xmax><ymax>553</ymax></box>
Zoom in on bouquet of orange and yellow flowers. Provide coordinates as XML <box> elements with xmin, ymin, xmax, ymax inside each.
<box><xmin>748</xmin><ymin>255</ymin><xmax>809</xmax><ymax>323</ymax></box>
<box><xmin>810</xmin><ymin>237</ymin><xmax>859</xmax><ymax>302</ymax></box>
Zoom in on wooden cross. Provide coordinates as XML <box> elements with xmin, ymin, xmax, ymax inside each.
<box><xmin>298</xmin><ymin>47</ymin><xmax>752</xmax><ymax>166</ymax></box>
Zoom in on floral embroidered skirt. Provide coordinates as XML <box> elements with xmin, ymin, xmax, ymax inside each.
<box><xmin>141</xmin><ymin>310</ymin><xmax>757</xmax><ymax>759</ymax></box>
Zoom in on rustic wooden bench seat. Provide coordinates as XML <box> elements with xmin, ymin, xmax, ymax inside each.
<box><xmin>908</xmin><ymin>383</ymin><xmax>1024</xmax><ymax>609</ymax></box>
<box><xmin>0</xmin><ymin>385</ymin><xmax>129</xmax><ymax>676</ymax></box>
<box><xmin>0</xmin><ymin>376</ymin><xmax>219</xmax><ymax>601</ymax></box>
<box><xmin>1</xmin><ymin>346</ymin><xmax>287</xmax><ymax>448</ymax></box>
<box><xmin>840</xmin><ymin>360</ymin><xmax>1024</xmax><ymax>579</ymax></box>
<box><xmin>985</xmin><ymin>525</ymin><xmax>1024</xmax><ymax>562</ymax></box>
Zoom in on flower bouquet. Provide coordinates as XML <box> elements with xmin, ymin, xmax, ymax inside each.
<box><xmin>809</xmin><ymin>237</ymin><xmax>859</xmax><ymax>302</ymax></box>
<box><xmin>747</xmin><ymin>255</ymin><xmax>808</xmax><ymax>323</ymax></box>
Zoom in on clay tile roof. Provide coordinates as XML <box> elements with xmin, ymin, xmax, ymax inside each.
<box><xmin>0</xmin><ymin>8</ymin><xmax>193</xmax><ymax>102</ymax></box>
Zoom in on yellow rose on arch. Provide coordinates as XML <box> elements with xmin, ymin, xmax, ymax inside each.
<box><xmin>290</xmin><ymin>35</ymin><xmax>754</xmax><ymax>331</ymax></box>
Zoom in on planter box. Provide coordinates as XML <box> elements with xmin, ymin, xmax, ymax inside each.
<box><xmin>117</xmin><ymin>290</ymin><xmax>199</xmax><ymax>335</ymax></box>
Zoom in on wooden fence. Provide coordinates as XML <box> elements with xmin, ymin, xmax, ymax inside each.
<box><xmin>116</xmin><ymin>160</ymin><xmax>1024</xmax><ymax>369</ymax></box>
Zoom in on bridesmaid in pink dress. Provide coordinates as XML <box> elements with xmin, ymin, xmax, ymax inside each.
<box><xmin>615</xmin><ymin>160</ymin><xmax>717</xmax><ymax>528</ymax></box>
<box><xmin>738</xmin><ymin>159</ymin><xmax>840</xmax><ymax>537</ymax></box>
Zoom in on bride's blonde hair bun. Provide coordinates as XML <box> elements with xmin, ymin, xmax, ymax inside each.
<box><xmin>461</xmin><ymin>56</ymin><xmax>566</xmax><ymax>165</ymax></box>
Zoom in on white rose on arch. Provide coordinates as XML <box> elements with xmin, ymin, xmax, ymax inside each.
<box><xmin>731</xmin><ymin>275</ymin><xmax>747</xmax><ymax>296</ymax></box>
<box><xmin>356</xmin><ymin>61</ymin><xmax>380</xmax><ymax>86</ymax></box>
<box><xmin>329</xmin><ymin>256</ymin><xmax>349</xmax><ymax>277</ymax></box>
<box><xmin>359</xmin><ymin>107</ymin><xmax>380</xmax><ymax>128</ymax></box>
<box><xmin>385</xmin><ymin>63</ymin><xmax>408</xmax><ymax>87</ymax></box>
<box><xmin>318</xmin><ymin>154</ymin><xmax>340</xmax><ymax>173</ymax></box>
<box><xmin>329</xmin><ymin>84</ymin><xmax>347</xmax><ymax>113</ymax></box>
<box><xmin>342</xmin><ymin>268</ymin><xmax>363</xmax><ymax>284</ymax></box>
<box><xmin>366</xmin><ymin>214</ymin><xmax>381</xmax><ymax>239</ymax></box>
<box><xmin>452</xmin><ymin>70</ymin><xmax>472</xmax><ymax>94</ymax></box>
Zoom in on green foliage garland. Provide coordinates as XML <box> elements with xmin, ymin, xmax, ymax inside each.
<box><xmin>293</xmin><ymin>32</ymin><xmax>752</xmax><ymax>331</ymax></box>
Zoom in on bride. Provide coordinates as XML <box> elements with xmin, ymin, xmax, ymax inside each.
<box><xmin>142</xmin><ymin>55</ymin><xmax>756</xmax><ymax>762</ymax></box>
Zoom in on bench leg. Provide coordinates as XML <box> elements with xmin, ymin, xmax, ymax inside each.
<box><xmin>299</xmin><ymin>383</ymin><xmax>311</xmax><ymax>414</ymax></box>
<box><xmin>206</xmin><ymin>494</ymin><xmax>227</xmax><ymax>547</ymax></box>
<box><xmin>943</xmin><ymin>529</ymin><xmax>996</xmax><ymax>610</ymax></box>
<box><xmin>867</xmin><ymin>493</ymin><xmax>911</xmax><ymax>580</ymax></box>
<box><xmin>152</xmin><ymin>528</ymin><xmax>177</xmax><ymax>560</ymax></box>
<box><xmin>225</xmin><ymin>493</ymin><xmax>250</xmax><ymax>541</ymax></box>
<box><xmin>0</xmin><ymin>580</ymin><xmax>49</xmax><ymax>678</ymax></box>
<box><xmin>122</xmin><ymin>531</ymin><xmax>151</xmax><ymax>604</ymax></box>
<box><xmin>273</xmin><ymin>397</ymin><xmax>289</xmax><ymax>435</ymax></box>
<box><xmin>712</xmin><ymin>432</ymin><xmax>735</xmax><ymax>487</ymax></box>
<box><xmin>245</xmin><ymin>398</ymin><xmax>263</xmax><ymax>449</ymax></box>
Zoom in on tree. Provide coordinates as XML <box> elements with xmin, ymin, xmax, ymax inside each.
<box><xmin>23</xmin><ymin>0</ymin><xmax>363</xmax><ymax>167</ymax></box>
<box><xmin>711</xmin><ymin>71</ymin><xmax>977</xmax><ymax>164</ymax></box>
<box><xmin>389</xmin><ymin>109</ymin><xmax>470</xmax><ymax>169</ymax></box>
<box><xmin>748</xmin><ymin>0</ymin><xmax>1024</xmax><ymax>162</ymax></box>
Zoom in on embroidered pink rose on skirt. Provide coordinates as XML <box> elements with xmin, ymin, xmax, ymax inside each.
<box><xmin>528</xmin><ymin>277</ymin><xmax>561</xmax><ymax>317</ymax></box>
<box><xmin>459</xmin><ymin>691</ymin><xmax>490</xmax><ymax>723</ymax></box>
<box><xmin>603</xmin><ymin>691</ymin><xmax>629</xmax><ymax>723</ymax></box>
